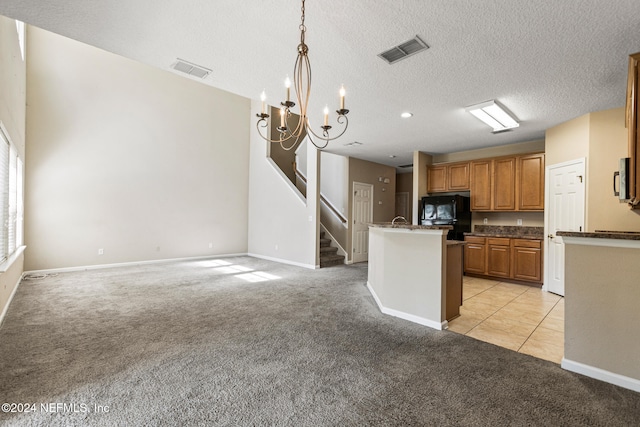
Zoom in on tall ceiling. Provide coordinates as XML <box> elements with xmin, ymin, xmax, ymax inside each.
<box><xmin>3</xmin><ymin>1</ymin><xmax>640</xmax><ymax>167</ymax></box>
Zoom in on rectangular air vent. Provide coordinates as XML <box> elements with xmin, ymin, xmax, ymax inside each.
<box><xmin>399</xmin><ymin>164</ymin><xmax>413</xmax><ymax>168</ymax></box>
<box><xmin>378</xmin><ymin>36</ymin><xmax>429</xmax><ymax>65</ymax></box>
<box><xmin>171</xmin><ymin>58</ymin><xmax>212</xmax><ymax>79</ymax></box>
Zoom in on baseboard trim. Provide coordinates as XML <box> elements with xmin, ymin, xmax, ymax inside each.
<box><xmin>366</xmin><ymin>282</ymin><xmax>447</xmax><ymax>330</ymax></box>
<box><xmin>24</xmin><ymin>253</ymin><xmax>250</xmax><ymax>276</ymax></box>
<box><xmin>247</xmin><ymin>253</ymin><xmax>317</xmax><ymax>270</ymax></box>
<box><xmin>0</xmin><ymin>272</ymin><xmax>26</xmax><ymax>328</ymax></box>
<box><xmin>561</xmin><ymin>358</ymin><xmax>640</xmax><ymax>393</ymax></box>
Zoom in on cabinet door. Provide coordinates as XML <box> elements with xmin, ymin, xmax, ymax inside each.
<box><xmin>448</xmin><ymin>162</ymin><xmax>470</xmax><ymax>191</ymax></box>
<box><xmin>427</xmin><ymin>165</ymin><xmax>447</xmax><ymax>193</ymax></box>
<box><xmin>493</xmin><ymin>157</ymin><xmax>516</xmax><ymax>210</ymax></box>
<box><xmin>628</xmin><ymin>53</ymin><xmax>640</xmax><ymax>205</ymax></box>
<box><xmin>470</xmin><ymin>161</ymin><xmax>492</xmax><ymax>211</ymax></box>
<box><xmin>464</xmin><ymin>242</ymin><xmax>487</xmax><ymax>274</ymax></box>
<box><xmin>487</xmin><ymin>241</ymin><xmax>510</xmax><ymax>278</ymax></box>
<box><xmin>518</xmin><ymin>154</ymin><xmax>545</xmax><ymax>210</ymax></box>
<box><xmin>512</xmin><ymin>244</ymin><xmax>542</xmax><ymax>282</ymax></box>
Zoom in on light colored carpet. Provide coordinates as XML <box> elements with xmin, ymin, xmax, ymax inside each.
<box><xmin>0</xmin><ymin>256</ymin><xmax>638</xmax><ymax>426</ymax></box>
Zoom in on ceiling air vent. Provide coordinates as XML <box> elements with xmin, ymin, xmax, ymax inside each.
<box><xmin>171</xmin><ymin>58</ymin><xmax>212</xmax><ymax>79</ymax></box>
<box><xmin>399</xmin><ymin>164</ymin><xmax>413</xmax><ymax>168</ymax></box>
<box><xmin>378</xmin><ymin>36</ymin><xmax>429</xmax><ymax>65</ymax></box>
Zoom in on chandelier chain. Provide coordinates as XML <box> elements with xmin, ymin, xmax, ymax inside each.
<box><xmin>299</xmin><ymin>0</ymin><xmax>306</xmax><ymax>43</ymax></box>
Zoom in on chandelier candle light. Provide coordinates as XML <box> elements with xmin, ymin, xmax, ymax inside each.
<box><xmin>256</xmin><ymin>0</ymin><xmax>350</xmax><ymax>150</ymax></box>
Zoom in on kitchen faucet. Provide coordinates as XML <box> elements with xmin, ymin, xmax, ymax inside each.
<box><xmin>391</xmin><ymin>216</ymin><xmax>408</xmax><ymax>225</ymax></box>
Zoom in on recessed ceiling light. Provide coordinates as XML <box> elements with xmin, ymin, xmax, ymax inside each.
<box><xmin>401</xmin><ymin>112</ymin><xmax>413</xmax><ymax>118</ymax></box>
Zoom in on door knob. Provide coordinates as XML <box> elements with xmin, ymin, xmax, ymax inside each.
<box><xmin>548</xmin><ymin>234</ymin><xmax>554</xmax><ymax>239</ymax></box>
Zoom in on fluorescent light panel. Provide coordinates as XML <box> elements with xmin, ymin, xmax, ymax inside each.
<box><xmin>466</xmin><ymin>100</ymin><xmax>519</xmax><ymax>132</ymax></box>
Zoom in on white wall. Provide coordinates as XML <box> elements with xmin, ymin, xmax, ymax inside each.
<box><xmin>248</xmin><ymin>100</ymin><xmax>319</xmax><ymax>268</ymax></box>
<box><xmin>25</xmin><ymin>27</ymin><xmax>251</xmax><ymax>271</ymax></box>
<box><xmin>0</xmin><ymin>15</ymin><xmax>26</xmax><ymax>322</ymax></box>
<box><xmin>320</xmin><ymin>151</ymin><xmax>348</xmax><ymax>217</ymax></box>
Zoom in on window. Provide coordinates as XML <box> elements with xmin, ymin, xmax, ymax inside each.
<box><xmin>0</xmin><ymin>125</ymin><xmax>23</xmax><ymax>263</ymax></box>
<box><xmin>15</xmin><ymin>20</ymin><xmax>25</xmax><ymax>61</ymax></box>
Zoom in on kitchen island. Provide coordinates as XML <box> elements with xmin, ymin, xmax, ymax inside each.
<box><xmin>367</xmin><ymin>223</ymin><xmax>463</xmax><ymax>330</ymax></box>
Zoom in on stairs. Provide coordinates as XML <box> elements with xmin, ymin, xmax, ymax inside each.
<box><xmin>320</xmin><ymin>231</ymin><xmax>345</xmax><ymax>268</ymax></box>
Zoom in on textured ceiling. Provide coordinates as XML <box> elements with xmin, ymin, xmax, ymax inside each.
<box><xmin>2</xmin><ymin>1</ymin><xmax>640</xmax><ymax>168</ymax></box>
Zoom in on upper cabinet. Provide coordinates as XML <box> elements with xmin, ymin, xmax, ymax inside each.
<box><xmin>627</xmin><ymin>52</ymin><xmax>640</xmax><ymax>207</ymax></box>
<box><xmin>427</xmin><ymin>162</ymin><xmax>470</xmax><ymax>193</ymax></box>
<box><xmin>469</xmin><ymin>160</ymin><xmax>492</xmax><ymax>210</ymax></box>
<box><xmin>468</xmin><ymin>153</ymin><xmax>545</xmax><ymax>212</ymax></box>
<box><xmin>493</xmin><ymin>157</ymin><xmax>516</xmax><ymax>210</ymax></box>
<box><xmin>517</xmin><ymin>153</ymin><xmax>545</xmax><ymax>210</ymax></box>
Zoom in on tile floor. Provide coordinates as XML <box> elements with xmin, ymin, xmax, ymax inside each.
<box><xmin>447</xmin><ymin>276</ymin><xmax>564</xmax><ymax>364</ymax></box>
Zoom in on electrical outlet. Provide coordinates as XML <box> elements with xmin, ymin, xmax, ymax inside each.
<box><xmin>517</xmin><ymin>219</ymin><xmax>523</xmax><ymax>226</ymax></box>
<box><xmin>98</xmin><ymin>248</ymin><xmax>104</xmax><ymax>255</ymax></box>
<box><xmin>209</xmin><ymin>242</ymin><xmax>213</xmax><ymax>249</ymax></box>
<box><xmin>275</xmin><ymin>244</ymin><xmax>278</xmax><ymax>251</ymax></box>
<box><xmin>483</xmin><ymin>218</ymin><xmax>488</xmax><ymax>225</ymax></box>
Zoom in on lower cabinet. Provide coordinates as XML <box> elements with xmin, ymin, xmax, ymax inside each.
<box><xmin>464</xmin><ymin>236</ymin><xmax>542</xmax><ymax>284</ymax></box>
<box><xmin>512</xmin><ymin>239</ymin><xmax>542</xmax><ymax>282</ymax></box>
<box><xmin>487</xmin><ymin>238</ymin><xmax>511</xmax><ymax>278</ymax></box>
<box><xmin>464</xmin><ymin>236</ymin><xmax>487</xmax><ymax>274</ymax></box>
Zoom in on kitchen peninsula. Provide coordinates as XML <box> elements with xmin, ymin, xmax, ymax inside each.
<box><xmin>367</xmin><ymin>223</ymin><xmax>464</xmax><ymax>330</ymax></box>
<box><xmin>557</xmin><ymin>230</ymin><xmax>640</xmax><ymax>392</ymax></box>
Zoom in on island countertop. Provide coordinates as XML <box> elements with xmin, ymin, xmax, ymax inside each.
<box><xmin>368</xmin><ymin>223</ymin><xmax>452</xmax><ymax>231</ymax></box>
<box><xmin>557</xmin><ymin>230</ymin><xmax>640</xmax><ymax>240</ymax></box>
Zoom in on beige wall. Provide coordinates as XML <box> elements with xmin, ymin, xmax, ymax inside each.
<box><xmin>412</xmin><ymin>151</ymin><xmax>431</xmax><ymax>224</ymax></box>
<box><xmin>396</xmin><ymin>172</ymin><xmax>413</xmax><ymax>223</ymax></box>
<box><xmin>587</xmin><ymin>108</ymin><xmax>640</xmax><ymax>231</ymax></box>
<box><xmin>25</xmin><ymin>27</ymin><xmax>251</xmax><ymax>271</ymax></box>
<box><xmin>545</xmin><ymin>114</ymin><xmax>590</xmax><ymax>167</ymax></box>
<box><xmin>0</xmin><ymin>15</ymin><xmax>26</xmax><ymax>321</ymax></box>
<box><xmin>432</xmin><ymin>140</ymin><xmax>545</xmax><ymax>163</ymax></box>
<box><xmin>564</xmin><ymin>241</ymin><xmax>640</xmax><ymax>387</ymax></box>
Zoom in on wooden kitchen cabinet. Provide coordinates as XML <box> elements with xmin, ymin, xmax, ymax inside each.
<box><xmin>517</xmin><ymin>153</ymin><xmax>545</xmax><ymax>210</ymax></box>
<box><xmin>626</xmin><ymin>52</ymin><xmax>640</xmax><ymax>207</ymax></box>
<box><xmin>487</xmin><ymin>237</ymin><xmax>511</xmax><ymax>278</ymax></box>
<box><xmin>463</xmin><ymin>236</ymin><xmax>487</xmax><ymax>274</ymax></box>
<box><xmin>464</xmin><ymin>235</ymin><xmax>543</xmax><ymax>285</ymax></box>
<box><xmin>493</xmin><ymin>157</ymin><xmax>516</xmax><ymax>210</ymax></box>
<box><xmin>470</xmin><ymin>160</ymin><xmax>492</xmax><ymax>210</ymax></box>
<box><xmin>427</xmin><ymin>165</ymin><xmax>447</xmax><ymax>193</ymax></box>
<box><xmin>448</xmin><ymin>162</ymin><xmax>470</xmax><ymax>190</ymax></box>
<box><xmin>427</xmin><ymin>162</ymin><xmax>470</xmax><ymax>193</ymax></box>
<box><xmin>511</xmin><ymin>239</ymin><xmax>542</xmax><ymax>282</ymax></box>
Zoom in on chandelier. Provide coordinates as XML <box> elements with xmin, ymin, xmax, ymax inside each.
<box><xmin>256</xmin><ymin>0</ymin><xmax>350</xmax><ymax>151</ymax></box>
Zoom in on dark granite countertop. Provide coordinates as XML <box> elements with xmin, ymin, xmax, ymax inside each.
<box><xmin>464</xmin><ymin>225</ymin><xmax>544</xmax><ymax>240</ymax></box>
<box><xmin>557</xmin><ymin>230</ymin><xmax>640</xmax><ymax>240</ymax></box>
<box><xmin>368</xmin><ymin>223</ymin><xmax>452</xmax><ymax>231</ymax></box>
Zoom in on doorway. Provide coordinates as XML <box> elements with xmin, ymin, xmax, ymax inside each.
<box><xmin>352</xmin><ymin>182</ymin><xmax>373</xmax><ymax>263</ymax></box>
<box><xmin>544</xmin><ymin>158</ymin><xmax>586</xmax><ymax>296</ymax></box>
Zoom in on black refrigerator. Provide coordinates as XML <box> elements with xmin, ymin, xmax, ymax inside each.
<box><xmin>420</xmin><ymin>195</ymin><xmax>471</xmax><ymax>240</ymax></box>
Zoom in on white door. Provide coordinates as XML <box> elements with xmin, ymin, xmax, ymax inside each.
<box><xmin>545</xmin><ymin>158</ymin><xmax>585</xmax><ymax>296</ymax></box>
<box><xmin>353</xmin><ymin>182</ymin><xmax>373</xmax><ymax>263</ymax></box>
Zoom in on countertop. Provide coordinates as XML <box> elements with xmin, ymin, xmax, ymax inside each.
<box><xmin>368</xmin><ymin>223</ymin><xmax>453</xmax><ymax>231</ymax></box>
<box><xmin>557</xmin><ymin>230</ymin><xmax>640</xmax><ymax>240</ymax></box>
<box><xmin>464</xmin><ymin>225</ymin><xmax>544</xmax><ymax>240</ymax></box>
